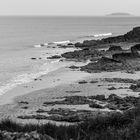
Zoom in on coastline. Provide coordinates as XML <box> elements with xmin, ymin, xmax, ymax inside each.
<box><xmin>0</xmin><ymin>26</ymin><xmax>140</xmax><ymax>127</ymax></box>
<box><xmin>0</xmin><ymin>67</ymin><xmax>90</xmax><ymax>106</ymax></box>
<box><xmin>0</xmin><ymin>67</ymin><xmax>140</xmax><ymax>124</ymax></box>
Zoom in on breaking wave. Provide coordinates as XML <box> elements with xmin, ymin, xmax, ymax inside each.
<box><xmin>0</xmin><ymin>60</ymin><xmax>61</xmax><ymax>95</ymax></box>
<box><xmin>34</xmin><ymin>43</ymin><xmax>48</xmax><ymax>48</ymax></box>
<box><xmin>80</xmin><ymin>33</ymin><xmax>113</xmax><ymax>38</ymax></box>
<box><xmin>34</xmin><ymin>40</ymin><xmax>71</xmax><ymax>48</ymax></box>
<box><xmin>94</xmin><ymin>33</ymin><xmax>112</xmax><ymax>37</ymax></box>
<box><xmin>53</xmin><ymin>40</ymin><xmax>70</xmax><ymax>44</ymax></box>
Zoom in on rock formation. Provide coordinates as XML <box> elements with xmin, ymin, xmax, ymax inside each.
<box><xmin>75</xmin><ymin>27</ymin><xmax>140</xmax><ymax>48</ymax></box>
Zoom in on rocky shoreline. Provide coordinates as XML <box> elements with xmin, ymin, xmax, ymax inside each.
<box><xmin>60</xmin><ymin>27</ymin><xmax>140</xmax><ymax>73</ymax></box>
<box><xmin>24</xmin><ymin>26</ymin><xmax>140</xmax><ymax>124</ymax></box>
<box><xmin>1</xmin><ymin>27</ymin><xmax>140</xmax><ymax>139</ymax></box>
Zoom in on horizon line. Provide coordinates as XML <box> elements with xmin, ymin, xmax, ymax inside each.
<box><xmin>0</xmin><ymin>15</ymin><xmax>139</xmax><ymax>17</ymax></box>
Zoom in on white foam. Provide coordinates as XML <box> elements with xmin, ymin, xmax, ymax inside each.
<box><xmin>94</xmin><ymin>33</ymin><xmax>112</xmax><ymax>37</ymax></box>
<box><xmin>34</xmin><ymin>43</ymin><xmax>48</xmax><ymax>48</ymax></box>
<box><xmin>53</xmin><ymin>40</ymin><xmax>70</xmax><ymax>44</ymax></box>
<box><xmin>0</xmin><ymin>70</ymin><xmax>50</xmax><ymax>95</ymax></box>
<box><xmin>0</xmin><ymin>47</ymin><xmax>78</xmax><ymax>95</ymax></box>
<box><xmin>81</xmin><ymin>33</ymin><xmax>113</xmax><ymax>38</ymax></box>
<box><xmin>34</xmin><ymin>40</ymin><xmax>71</xmax><ymax>47</ymax></box>
<box><xmin>0</xmin><ymin>59</ymin><xmax>63</xmax><ymax>95</ymax></box>
<box><xmin>34</xmin><ymin>44</ymin><xmax>42</xmax><ymax>48</ymax></box>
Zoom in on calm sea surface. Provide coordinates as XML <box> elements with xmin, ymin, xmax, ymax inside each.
<box><xmin>0</xmin><ymin>16</ymin><xmax>140</xmax><ymax>95</ymax></box>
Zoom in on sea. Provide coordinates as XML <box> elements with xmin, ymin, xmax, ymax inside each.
<box><xmin>0</xmin><ymin>16</ymin><xmax>140</xmax><ymax>95</ymax></box>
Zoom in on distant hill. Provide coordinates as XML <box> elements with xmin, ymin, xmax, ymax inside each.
<box><xmin>107</xmin><ymin>13</ymin><xmax>134</xmax><ymax>17</ymax></box>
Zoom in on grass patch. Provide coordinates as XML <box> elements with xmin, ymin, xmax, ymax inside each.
<box><xmin>1</xmin><ymin>105</ymin><xmax>140</xmax><ymax>139</ymax></box>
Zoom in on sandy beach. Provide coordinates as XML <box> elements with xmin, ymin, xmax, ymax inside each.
<box><xmin>0</xmin><ymin>62</ymin><xmax>140</xmax><ymax>124</ymax></box>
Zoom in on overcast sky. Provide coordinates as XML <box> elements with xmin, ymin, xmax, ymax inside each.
<box><xmin>0</xmin><ymin>0</ymin><xmax>140</xmax><ymax>16</ymax></box>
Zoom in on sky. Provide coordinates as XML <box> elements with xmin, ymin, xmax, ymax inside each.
<box><xmin>0</xmin><ymin>0</ymin><xmax>140</xmax><ymax>16</ymax></box>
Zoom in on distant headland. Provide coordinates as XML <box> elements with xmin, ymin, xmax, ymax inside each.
<box><xmin>106</xmin><ymin>13</ymin><xmax>134</xmax><ymax>17</ymax></box>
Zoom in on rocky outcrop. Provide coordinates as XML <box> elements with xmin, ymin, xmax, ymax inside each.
<box><xmin>80</xmin><ymin>57</ymin><xmax>124</xmax><ymax>73</ymax></box>
<box><xmin>102</xmin><ymin>78</ymin><xmax>138</xmax><ymax>84</ymax></box>
<box><xmin>17</xmin><ymin>95</ymin><xmax>140</xmax><ymax>123</ymax></box>
<box><xmin>131</xmin><ymin>44</ymin><xmax>140</xmax><ymax>56</ymax></box>
<box><xmin>102</xmin><ymin>27</ymin><xmax>140</xmax><ymax>44</ymax></box>
<box><xmin>112</xmin><ymin>44</ymin><xmax>140</xmax><ymax>61</ymax></box>
<box><xmin>61</xmin><ymin>49</ymin><xmax>104</xmax><ymax>61</ymax></box>
<box><xmin>112</xmin><ymin>52</ymin><xmax>135</xmax><ymax>61</ymax></box>
<box><xmin>75</xmin><ymin>40</ymin><xmax>101</xmax><ymax>48</ymax></box>
<box><xmin>75</xmin><ymin>27</ymin><xmax>140</xmax><ymax>48</ymax></box>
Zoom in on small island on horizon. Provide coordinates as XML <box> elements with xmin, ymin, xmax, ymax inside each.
<box><xmin>106</xmin><ymin>12</ymin><xmax>134</xmax><ymax>17</ymax></box>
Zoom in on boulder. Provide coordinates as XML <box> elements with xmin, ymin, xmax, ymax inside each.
<box><xmin>105</xmin><ymin>104</ymin><xmax>118</xmax><ymax>110</ymax></box>
<box><xmin>129</xmin><ymin>82</ymin><xmax>140</xmax><ymax>91</ymax></box>
<box><xmin>108</xmin><ymin>45</ymin><xmax>123</xmax><ymax>51</ymax></box>
<box><xmin>89</xmin><ymin>95</ymin><xmax>106</xmax><ymax>101</ymax></box>
<box><xmin>69</xmin><ymin>65</ymin><xmax>79</xmax><ymax>69</ymax></box>
<box><xmin>108</xmin><ymin>94</ymin><xmax>123</xmax><ymax>103</ymax></box>
<box><xmin>89</xmin><ymin>102</ymin><xmax>104</xmax><ymax>109</ymax></box>
<box><xmin>131</xmin><ymin>44</ymin><xmax>140</xmax><ymax>56</ymax></box>
<box><xmin>78</xmin><ymin>80</ymin><xmax>88</xmax><ymax>84</ymax></box>
<box><xmin>108</xmin><ymin>87</ymin><xmax>117</xmax><ymax>90</ymax></box>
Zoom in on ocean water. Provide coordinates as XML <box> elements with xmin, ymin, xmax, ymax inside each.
<box><xmin>0</xmin><ymin>16</ymin><xmax>140</xmax><ymax>95</ymax></box>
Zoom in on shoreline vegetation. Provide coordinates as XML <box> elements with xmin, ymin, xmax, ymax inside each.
<box><xmin>1</xmin><ymin>27</ymin><xmax>140</xmax><ymax>139</ymax></box>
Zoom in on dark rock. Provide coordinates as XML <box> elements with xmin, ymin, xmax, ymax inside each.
<box><xmin>129</xmin><ymin>82</ymin><xmax>140</xmax><ymax>91</ymax></box>
<box><xmin>89</xmin><ymin>95</ymin><xmax>106</xmax><ymax>101</ymax></box>
<box><xmin>36</xmin><ymin>109</ymin><xmax>47</xmax><ymax>113</ymax></box>
<box><xmin>75</xmin><ymin>27</ymin><xmax>140</xmax><ymax>49</ymax></box>
<box><xmin>119</xmin><ymin>103</ymin><xmax>132</xmax><ymax>111</ymax></box>
<box><xmin>102</xmin><ymin>27</ymin><xmax>140</xmax><ymax>43</ymax></box>
<box><xmin>64</xmin><ymin>96</ymin><xmax>89</xmax><ymax>104</ymax></box>
<box><xmin>61</xmin><ymin>49</ymin><xmax>103</xmax><ymax>61</ymax></box>
<box><xmin>21</xmin><ymin>106</ymin><xmax>28</xmax><ymax>109</ymax></box>
<box><xmin>18</xmin><ymin>115</ymin><xmax>48</xmax><ymax>120</ymax></box>
<box><xmin>68</xmin><ymin>43</ymin><xmax>74</xmax><ymax>46</ymax></box>
<box><xmin>80</xmin><ymin>57</ymin><xmax>123</xmax><ymax>73</ymax></box>
<box><xmin>108</xmin><ymin>94</ymin><xmax>123</xmax><ymax>103</ymax></box>
<box><xmin>108</xmin><ymin>86</ymin><xmax>117</xmax><ymax>90</ymax></box>
<box><xmin>89</xmin><ymin>102</ymin><xmax>104</xmax><ymax>109</ymax></box>
<box><xmin>131</xmin><ymin>44</ymin><xmax>140</xmax><ymax>56</ymax></box>
<box><xmin>18</xmin><ymin>101</ymin><xmax>29</xmax><ymax>104</ymax></box>
<box><xmin>78</xmin><ymin>80</ymin><xmax>88</xmax><ymax>84</ymax></box>
<box><xmin>103</xmin><ymin>78</ymin><xmax>137</xmax><ymax>84</ymax></box>
<box><xmin>31</xmin><ymin>58</ymin><xmax>37</xmax><ymax>60</ymax></box>
<box><xmin>43</xmin><ymin>96</ymin><xmax>91</xmax><ymax>105</ymax></box>
<box><xmin>69</xmin><ymin>65</ymin><xmax>79</xmax><ymax>69</ymax></box>
<box><xmin>90</xmin><ymin>80</ymin><xmax>98</xmax><ymax>84</ymax></box>
<box><xmin>65</xmin><ymin>90</ymin><xmax>81</xmax><ymax>93</ymax></box>
<box><xmin>105</xmin><ymin>104</ymin><xmax>118</xmax><ymax>110</ymax></box>
<box><xmin>107</xmin><ymin>45</ymin><xmax>123</xmax><ymax>52</ymax></box>
<box><xmin>112</xmin><ymin>52</ymin><xmax>137</xmax><ymax>61</ymax></box>
<box><xmin>124</xmin><ymin>96</ymin><xmax>139</xmax><ymax>105</ymax></box>
<box><xmin>98</xmin><ymin>57</ymin><xmax>121</xmax><ymax>64</ymax></box>
<box><xmin>47</xmin><ymin>55</ymin><xmax>61</xmax><ymax>59</ymax></box>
